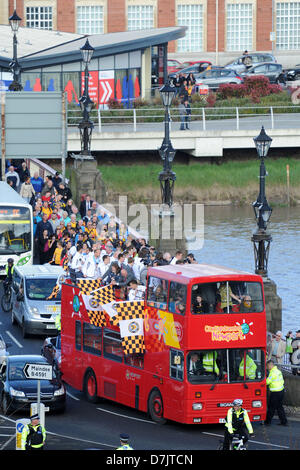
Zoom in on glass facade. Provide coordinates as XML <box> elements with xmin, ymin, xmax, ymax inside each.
<box><xmin>26</xmin><ymin>6</ymin><xmax>53</xmax><ymax>30</ymax></box>
<box><xmin>127</xmin><ymin>5</ymin><xmax>154</xmax><ymax>30</ymax></box>
<box><xmin>276</xmin><ymin>2</ymin><xmax>300</xmax><ymax>49</ymax></box>
<box><xmin>77</xmin><ymin>5</ymin><xmax>104</xmax><ymax>34</ymax></box>
<box><xmin>226</xmin><ymin>3</ymin><xmax>253</xmax><ymax>51</ymax></box>
<box><xmin>177</xmin><ymin>3</ymin><xmax>204</xmax><ymax>52</ymax></box>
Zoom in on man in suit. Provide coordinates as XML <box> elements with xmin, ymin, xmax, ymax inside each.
<box><xmin>189</xmin><ymin>353</ymin><xmax>203</xmax><ymax>375</ymax></box>
<box><xmin>79</xmin><ymin>194</ymin><xmax>93</xmax><ymax>218</ymax></box>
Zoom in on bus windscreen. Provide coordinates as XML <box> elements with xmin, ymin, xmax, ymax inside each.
<box><xmin>0</xmin><ymin>206</ymin><xmax>31</xmax><ymax>254</ymax></box>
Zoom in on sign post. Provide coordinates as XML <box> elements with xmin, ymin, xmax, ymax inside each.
<box><xmin>23</xmin><ymin>362</ymin><xmax>53</xmax><ymax>420</ymax></box>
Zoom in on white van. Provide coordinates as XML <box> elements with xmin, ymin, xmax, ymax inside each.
<box><xmin>11</xmin><ymin>265</ymin><xmax>64</xmax><ymax>338</ymax></box>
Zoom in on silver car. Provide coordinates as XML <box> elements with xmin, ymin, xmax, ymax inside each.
<box><xmin>225</xmin><ymin>53</ymin><xmax>277</xmax><ymax>74</ymax></box>
<box><xmin>11</xmin><ymin>264</ymin><xmax>64</xmax><ymax>338</ymax></box>
<box><xmin>194</xmin><ymin>68</ymin><xmax>243</xmax><ymax>91</ymax></box>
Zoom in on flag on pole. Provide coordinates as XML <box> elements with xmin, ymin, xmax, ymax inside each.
<box><xmin>92</xmin><ymin>284</ymin><xmax>115</xmax><ymax>305</ymax></box>
<box><xmin>47</xmin><ymin>284</ymin><xmax>60</xmax><ymax>300</ymax></box>
<box><xmin>109</xmin><ymin>300</ymin><xmax>145</xmax><ymax>355</ymax></box>
<box><xmin>76</xmin><ymin>278</ymin><xmax>102</xmax><ymax>295</ymax></box>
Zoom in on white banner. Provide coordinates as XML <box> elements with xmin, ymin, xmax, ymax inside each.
<box><xmin>119</xmin><ymin>318</ymin><xmax>144</xmax><ymax>338</ymax></box>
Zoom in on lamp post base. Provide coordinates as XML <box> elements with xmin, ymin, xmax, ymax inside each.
<box><xmin>69</xmin><ymin>154</ymin><xmax>106</xmax><ymax>207</ymax></box>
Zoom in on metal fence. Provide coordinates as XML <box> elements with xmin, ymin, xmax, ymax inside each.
<box><xmin>67</xmin><ymin>104</ymin><xmax>300</xmax><ymax>132</ymax></box>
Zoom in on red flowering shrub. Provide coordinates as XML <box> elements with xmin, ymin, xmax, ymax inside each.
<box><xmin>217</xmin><ymin>76</ymin><xmax>283</xmax><ymax>103</ymax></box>
<box><xmin>206</xmin><ymin>91</ymin><xmax>217</xmax><ymax>107</ymax></box>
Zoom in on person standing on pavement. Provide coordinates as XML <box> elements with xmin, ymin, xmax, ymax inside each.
<box><xmin>21</xmin><ymin>414</ymin><xmax>46</xmax><ymax>450</ymax></box>
<box><xmin>116</xmin><ymin>433</ymin><xmax>133</xmax><ymax>450</ymax></box>
<box><xmin>265</xmin><ymin>360</ymin><xmax>288</xmax><ymax>426</ymax></box>
<box><xmin>267</xmin><ymin>330</ymin><xmax>286</xmax><ymax>364</ymax></box>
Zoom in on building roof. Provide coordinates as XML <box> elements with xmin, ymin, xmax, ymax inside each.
<box><xmin>0</xmin><ymin>25</ymin><xmax>187</xmax><ymax>70</ymax></box>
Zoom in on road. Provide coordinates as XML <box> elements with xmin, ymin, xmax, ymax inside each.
<box><xmin>0</xmin><ymin>285</ymin><xmax>299</xmax><ymax>453</ymax></box>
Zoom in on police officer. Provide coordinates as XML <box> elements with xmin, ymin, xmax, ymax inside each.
<box><xmin>116</xmin><ymin>433</ymin><xmax>133</xmax><ymax>450</ymax></box>
<box><xmin>265</xmin><ymin>360</ymin><xmax>288</xmax><ymax>426</ymax></box>
<box><xmin>55</xmin><ymin>311</ymin><xmax>61</xmax><ymax>332</ymax></box>
<box><xmin>21</xmin><ymin>414</ymin><xmax>46</xmax><ymax>450</ymax></box>
<box><xmin>223</xmin><ymin>399</ymin><xmax>254</xmax><ymax>450</ymax></box>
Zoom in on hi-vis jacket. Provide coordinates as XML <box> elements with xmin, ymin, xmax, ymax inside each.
<box><xmin>266</xmin><ymin>365</ymin><xmax>284</xmax><ymax>392</ymax></box>
<box><xmin>225</xmin><ymin>408</ymin><xmax>253</xmax><ymax>434</ymax></box>
<box><xmin>21</xmin><ymin>423</ymin><xmax>46</xmax><ymax>450</ymax></box>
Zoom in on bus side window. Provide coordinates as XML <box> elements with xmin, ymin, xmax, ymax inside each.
<box><xmin>124</xmin><ymin>354</ymin><xmax>144</xmax><ymax>369</ymax></box>
<box><xmin>169</xmin><ymin>282</ymin><xmax>186</xmax><ymax>315</ymax></box>
<box><xmin>83</xmin><ymin>322</ymin><xmax>102</xmax><ymax>356</ymax></box>
<box><xmin>75</xmin><ymin>320</ymin><xmax>81</xmax><ymax>351</ymax></box>
<box><xmin>147</xmin><ymin>276</ymin><xmax>168</xmax><ymax>310</ymax></box>
<box><xmin>103</xmin><ymin>329</ymin><xmax>123</xmax><ymax>362</ymax></box>
<box><xmin>170</xmin><ymin>350</ymin><xmax>184</xmax><ymax>381</ymax></box>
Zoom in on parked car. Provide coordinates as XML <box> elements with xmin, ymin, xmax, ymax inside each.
<box><xmin>285</xmin><ymin>64</ymin><xmax>300</xmax><ymax>81</ymax></box>
<box><xmin>167</xmin><ymin>59</ymin><xmax>182</xmax><ymax>74</ymax></box>
<box><xmin>241</xmin><ymin>63</ymin><xmax>286</xmax><ymax>84</ymax></box>
<box><xmin>169</xmin><ymin>61</ymin><xmax>212</xmax><ymax>79</ymax></box>
<box><xmin>178</xmin><ymin>60</ymin><xmax>212</xmax><ymax>70</ymax></box>
<box><xmin>225</xmin><ymin>53</ymin><xmax>277</xmax><ymax>73</ymax></box>
<box><xmin>41</xmin><ymin>335</ymin><xmax>61</xmax><ymax>371</ymax></box>
<box><xmin>194</xmin><ymin>68</ymin><xmax>243</xmax><ymax>90</ymax></box>
<box><xmin>0</xmin><ymin>354</ymin><xmax>66</xmax><ymax>414</ymax></box>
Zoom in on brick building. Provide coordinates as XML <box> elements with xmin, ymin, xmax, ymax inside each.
<box><xmin>1</xmin><ymin>1</ymin><xmax>300</xmax><ymax>65</ymax></box>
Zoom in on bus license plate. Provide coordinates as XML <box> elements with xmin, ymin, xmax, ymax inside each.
<box><xmin>219</xmin><ymin>418</ymin><xmax>226</xmax><ymax>423</ymax></box>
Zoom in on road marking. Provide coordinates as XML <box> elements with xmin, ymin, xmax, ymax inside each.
<box><xmin>66</xmin><ymin>391</ymin><xmax>80</xmax><ymax>401</ymax></box>
<box><xmin>5</xmin><ymin>331</ymin><xmax>23</xmax><ymax>348</ymax></box>
<box><xmin>97</xmin><ymin>407</ymin><xmax>156</xmax><ymax>424</ymax></box>
<box><xmin>202</xmin><ymin>431</ymin><xmax>290</xmax><ymax>449</ymax></box>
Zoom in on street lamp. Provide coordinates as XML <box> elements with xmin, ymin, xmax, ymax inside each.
<box><xmin>78</xmin><ymin>38</ymin><xmax>95</xmax><ymax>157</ymax></box>
<box><xmin>8</xmin><ymin>10</ymin><xmax>23</xmax><ymax>91</ymax></box>
<box><xmin>251</xmin><ymin>126</ymin><xmax>273</xmax><ymax>276</ymax></box>
<box><xmin>158</xmin><ymin>82</ymin><xmax>177</xmax><ymax>211</ymax></box>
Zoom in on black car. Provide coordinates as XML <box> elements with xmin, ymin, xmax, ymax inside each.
<box><xmin>241</xmin><ymin>63</ymin><xmax>286</xmax><ymax>84</ymax></box>
<box><xmin>285</xmin><ymin>65</ymin><xmax>300</xmax><ymax>81</ymax></box>
<box><xmin>0</xmin><ymin>355</ymin><xmax>66</xmax><ymax>415</ymax></box>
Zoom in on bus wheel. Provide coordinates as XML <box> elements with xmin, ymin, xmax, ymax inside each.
<box><xmin>83</xmin><ymin>370</ymin><xmax>98</xmax><ymax>403</ymax></box>
<box><xmin>148</xmin><ymin>390</ymin><xmax>166</xmax><ymax>424</ymax></box>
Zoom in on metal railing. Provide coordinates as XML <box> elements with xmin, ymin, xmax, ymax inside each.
<box><xmin>67</xmin><ymin>104</ymin><xmax>300</xmax><ymax>132</ymax></box>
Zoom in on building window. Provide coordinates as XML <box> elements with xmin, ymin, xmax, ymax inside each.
<box><xmin>226</xmin><ymin>3</ymin><xmax>253</xmax><ymax>51</ymax></box>
<box><xmin>127</xmin><ymin>5</ymin><xmax>154</xmax><ymax>30</ymax></box>
<box><xmin>177</xmin><ymin>3</ymin><xmax>204</xmax><ymax>52</ymax></box>
<box><xmin>77</xmin><ymin>5</ymin><xmax>104</xmax><ymax>34</ymax></box>
<box><xmin>276</xmin><ymin>2</ymin><xmax>300</xmax><ymax>50</ymax></box>
<box><xmin>26</xmin><ymin>6</ymin><xmax>53</xmax><ymax>30</ymax></box>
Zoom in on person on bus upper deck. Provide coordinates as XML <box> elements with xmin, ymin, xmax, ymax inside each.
<box><xmin>192</xmin><ymin>295</ymin><xmax>205</xmax><ymax>314</ymax></box>
<box><xmin>219</xmin><ymin>282</ymin><xmax>241</xmax><ymax>312</ymax></box>
<box><xmin>170</xmin><ymin>250</ymin><xmax>183</xmax><ymax>265</ymax></box>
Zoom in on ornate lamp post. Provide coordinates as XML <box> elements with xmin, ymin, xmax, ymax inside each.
<box><xmin>251</xmin><ymin>126</ymin><xmax>273</xmax><ymax>276</ymax></box>
<box><xmin>78</xmin><ymin>38</ymin><xmax>95</xmax><ymax>157</ymax></box>
<box><xmin>158</xmin><ymin>83</ymin><xmax>177</xmax><ymax>212</ymax></box>
<box><xmin>8</xmin><ymin>10</ymin><xmax>23</xmax><ymax>91</ymax></box>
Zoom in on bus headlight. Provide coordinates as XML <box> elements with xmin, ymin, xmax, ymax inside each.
<box><xmin>252</xmin><ymin>400</ymin><xmax>262</xmax><ymax>408</ymax></box>
<box><xmin>192</xmin><ymin>403</ymin><xmax>203</xmax><ymax>410</ymax></box>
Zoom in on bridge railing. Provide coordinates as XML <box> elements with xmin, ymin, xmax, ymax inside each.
<box><xmin>67</xmin><ymin>104</ymin><xmax>300</xmax><ymax>132</ymax></box>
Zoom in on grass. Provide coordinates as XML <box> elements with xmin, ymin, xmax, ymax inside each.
<box><xmin>98</xmin><ymin>158</ymin><xmax>300</xmax><ymax>205</ymax></box>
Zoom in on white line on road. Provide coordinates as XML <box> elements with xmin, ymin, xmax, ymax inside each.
<box><xmin>202</xmin><ymin>431</ymin><xmax>290</xmax><ymax>449</ymax></box>
<box><xmin>97</xmin><ymin>406</ymin><xmax>156</xmax><ymax>424</ymax></box>
<box><xmin>5</xmin><ymin>330</ymin><xmax>23</xmax><ymax>348</ymax></box>
<box><xmin>66</xmin><ymin>391</ymin><xmax>80</xmax><ymax>401</ymax></box>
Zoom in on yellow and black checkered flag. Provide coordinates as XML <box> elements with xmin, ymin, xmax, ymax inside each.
<box><xmin>76</xmin><ymin>278</ymin><xmax>102</xmax><ymax>296</ymax></box>
<box><xmin>86</xmin><ymin>309</ymin><xmax>107</xmax><ymax>328</ymax></box>
<box><xmin>110</xmin><ymin>301</ymin><xmax>145</xmax><ymax>355</ymax></box>
<box><xmin>47</xmin><ymin>284</ymin><xmax>60</xmax><ymax>300</ymax></box>
<box><xmin>91</xmin><ymin>284</ymin><xmax>115</xmax><ymax>306</ymax></box>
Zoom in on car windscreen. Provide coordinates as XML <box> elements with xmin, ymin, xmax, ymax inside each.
<box><xmin>25</xmin><ymin>278</ymin><xmax>61</xmax><ymax>301</ymax></box>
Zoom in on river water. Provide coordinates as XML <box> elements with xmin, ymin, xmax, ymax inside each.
<box><xmin>191</xmin><ymin>205</ymin><xmax>300</xmax><ymax>335</ymax></box>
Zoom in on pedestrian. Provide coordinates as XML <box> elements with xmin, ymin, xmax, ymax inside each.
<box><xmin>116</xmin><ymin>433</ymin><xmax>133</xmax><ymax>450</ymax></box>
<box><xmin>183</xmin><ymin>98</ymin><xmax>191</xmax><ymax>129</ymax></box>
<box><xmin>267</xmin><ymin>330</ymin><xmax>286</xmax><ymax>364</ymax></box>
<box><xmin>21</xmin><ymin>414</ymin><xmax>46</xmax><ymax>450</ymax></box>
<box><xmin>178</xmin><ymin>101</ymin><xmax>186</xmax><ymax>131</ymax></box>
<box><xmin>20</xmin><ymin>176</ymin><xmax>35</xmax><ymax>204</ymax></box>
<box><xmin>285</xmin><ymin>331</ymin><xmax>294</xmax><ymax>364</ymax></box>
<box><xmin>265</xmin><ymin>360</ymin><xmax>288</xmax><ymax>426</ymax></box>
<box><xmin>19</xmin><ymin>161</ymin><xmax>31</xmax><ymax>184</ymax></box>
<box><xmin>5</xmin><ymin>165</ymin><xmax>20</xmax><ymax>190</ymax></box>
<box><xmin>222</xmin><ymin>398</ymin><xmax>254</xmax><ymax>450</ymax></box>
<box><xmin>31</xmin><ymin>172</ymin><xmax>44</xmax><ymax>194</ymax></box>
<box><xmin>291</xmin><ymin>330</ymin><xmax>300</xmax><ymax>375</ymax></box>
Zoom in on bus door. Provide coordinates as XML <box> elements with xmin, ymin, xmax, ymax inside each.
<box><xmin>168</xmin><ymin>349</ymin><xmax>184</xmax><ymax>421</ymax></box>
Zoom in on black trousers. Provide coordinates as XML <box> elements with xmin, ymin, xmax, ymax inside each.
<box><xmin>223</xmin><ymin>426</ymin><xmax>249</xmax><ymax>450</ymax></box>
<box><xmin>266</xmin><ymin>389</ymin><xmax>287</xmax><ymax>424</ymax></box>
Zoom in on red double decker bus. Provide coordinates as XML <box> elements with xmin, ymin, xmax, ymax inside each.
<box><xmin>61</xmin><ymin>263</ymin><xmax>267</xmax><ymax>425</ymax></box>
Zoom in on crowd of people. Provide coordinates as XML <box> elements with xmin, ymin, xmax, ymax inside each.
<box><xmin>268</xmin><ymin>329</ymin><xmax>300</xmax><ymax>375</ymax></box>
<box><xmin>4</xmin><ymin>159</ymin><xmax>197</xmax><ymax>301</ymax></box>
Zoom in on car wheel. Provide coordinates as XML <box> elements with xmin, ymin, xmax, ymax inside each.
<box><xmin>83</xmin><ymin>370</ymin><xmax>98</xmax><ymax>403</ymax></box>
<box><xmin>22</xmin><ymin>319</ymin><xmax>29</xmax><ymax>339</ymax></box>
<box><xmin>148</xmin><ymin>389</ymin><xmax>166</xmax><ymax>424</ymax></box>
<box><xmin>11</xmin><ymin>310</ymin><xmax>17</xmax><ymax>326</ymax></box>
<box><xmin>2</xmin><ymin>394</ymin><xmax>11</xmax><ymax>415</ymax></box>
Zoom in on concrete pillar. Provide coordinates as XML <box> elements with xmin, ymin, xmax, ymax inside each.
<box><xmin>69</xmin><ymin>158</ymin><xmax>107</xmax><ymax>208</ymax></box>
<box><xmin>263</xmin><ymin>277</ymin><xmax>282</xmax><ymax>334</ymax></box>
